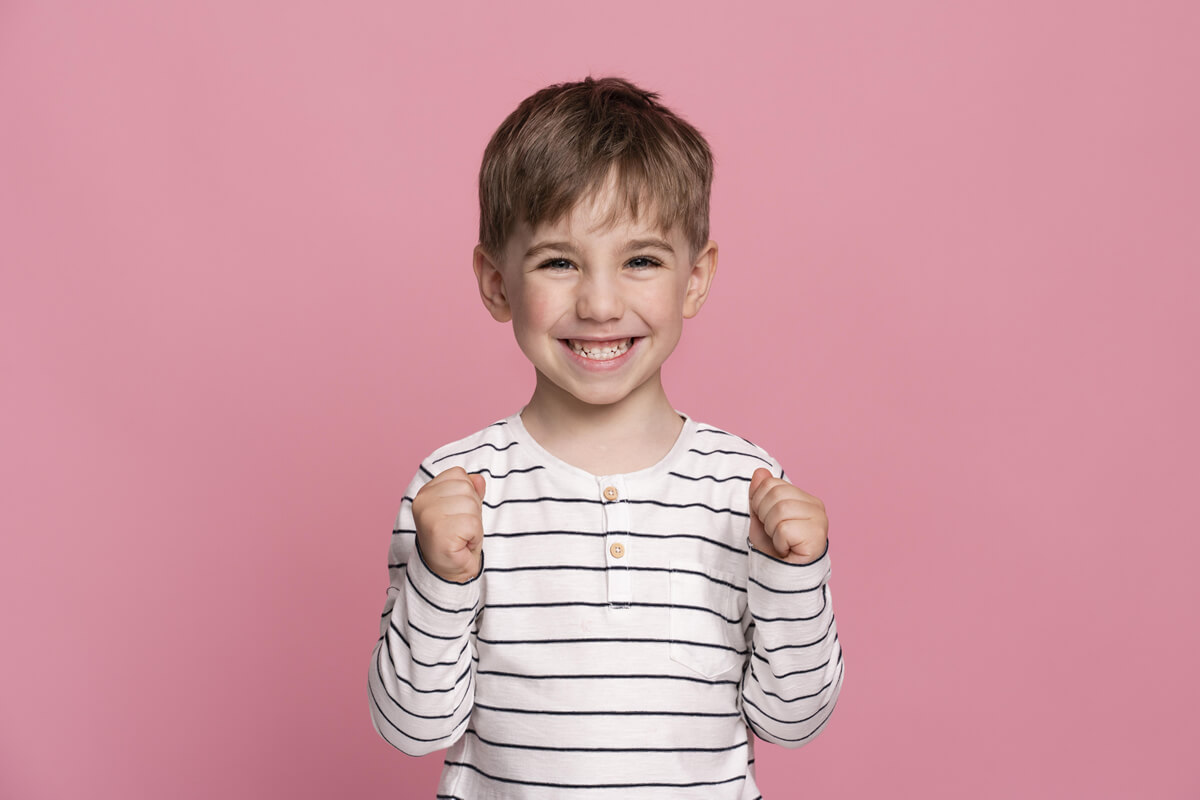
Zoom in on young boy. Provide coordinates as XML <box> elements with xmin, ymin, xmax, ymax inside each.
<box><xmin>369</xmin><ymin>77</ymin><xmax>843</xmax><ymax>798</ymax></box>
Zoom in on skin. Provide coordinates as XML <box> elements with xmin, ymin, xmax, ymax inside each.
<box><xmin>414</xmin><ymin>179</ymin><xmax>828</xmax><ymax>582</ymax></box>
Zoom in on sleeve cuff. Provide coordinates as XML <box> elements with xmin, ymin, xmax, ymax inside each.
<box><xmin>407</xmin><ymin>538</ymin><xmax>484</xmax><ymax>612</ymax></box>
<box><xmin>748</xmin><ymin>538</ymin><xmax>830</xmax><ymax>592</ymax></box>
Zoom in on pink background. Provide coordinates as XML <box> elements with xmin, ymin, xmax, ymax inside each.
<box><xmin>3</xmin><ymin>1</ymin><xmax>1197</xmax><ymax>797</ymax></box>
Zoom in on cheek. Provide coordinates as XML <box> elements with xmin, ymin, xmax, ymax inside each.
<box><xmin>510</xmin><ymin>288</ymin><xmax>560</xmax><ymax>336</ymax></box>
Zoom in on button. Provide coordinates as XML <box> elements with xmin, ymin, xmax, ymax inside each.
<box><xmin>603</xmin><ymin>486</ymin><xmax>619</xmax><ymax>501</ymax></box>
<box><xmin>609</xmin><ymin>542</ymin><xmax>625</xmax><ymax>558</ymax></box>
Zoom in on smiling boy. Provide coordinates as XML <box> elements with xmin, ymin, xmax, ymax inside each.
<box><xmin>369</xmin><ymin>77</ymin><xmax>843</xmax><ymax>798</ymax></box>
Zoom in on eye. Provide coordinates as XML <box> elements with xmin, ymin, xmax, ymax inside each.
<box><xmin>538</xmin><ymin>258</ymin><xmax>575</xmax><ymax>271</ymax></box>
<box><xmin>627</xmin><ymin>256</ymin><xmax>663</xmax><ymax>270</ymax></box>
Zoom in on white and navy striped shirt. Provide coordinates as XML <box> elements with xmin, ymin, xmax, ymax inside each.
<box><xmin>369</xmin><ymin>412</ymin><xmax>843</xmax><ymax>799</ymax></box>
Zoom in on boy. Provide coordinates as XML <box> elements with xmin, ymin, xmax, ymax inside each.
<box><xmin>369</xmin><ymin>77</ymin><xmax>843</xmax><ymax>798</ymax></box>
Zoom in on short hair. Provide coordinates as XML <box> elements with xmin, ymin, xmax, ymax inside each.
<box><xmin>478</xmin><ymin>76</ymin><xmax>714</xmax><ymax>260</ymax></box>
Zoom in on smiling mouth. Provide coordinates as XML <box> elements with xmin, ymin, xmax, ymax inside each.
<box><xmin>565</xmin><ymin>338</ymin><xmax>635</xmax><ymax>361</ymax></box>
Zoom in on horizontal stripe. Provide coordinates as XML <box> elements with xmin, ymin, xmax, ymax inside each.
<box><xmin>752</xmin><ymin>633</ymin><xmax>841</xmax><ymax>678</ymax></box>
<box><xmin>443</xmin><ymin>760</ymin><xmax>746</xmax><ymax>790</ymax></box>
<box><xmin>473</xmin><ymin>701</ymin><xmax>741</xmax><ymax>718</ymax></box>
<box><xmin>387</xmin><ymin>623</ymin><xmax>471</xmax><ymax>668</ymax></box>
<box><xmin>474</xmin><ymin>465</ymin><xmax>546</xmax><ymax>479</ymax></box>
<box><xmin>369</xmin><ymin>672</ymin><xmax>470</xmax><ymax>744</ymax></box>
<box><xmin>474</xmin><ymin>669</ymin><xmax>739</xmax><ymax>686</ymax></box>
<box><xmin>668</xmin><ymin>471</ymin><xmax>751</xmax><ymax>483</ymax></box>
<box><xmin>465</xmin><ymin>727</ymin><xmax>748</xmax><ymax>753</ymax></box>
<box><xmin>482</xmin><ymin>528</ymin><xmax>748</xmax><ymax>555</ymax></box>
<box><xmin>695</xmin><ymin>428</ymin><xmax>760</xmax><ymax>448</ymax></box>
<box><xmin>687</xmin><ymin>447</ymin><xmax>772</xmax><ymax>466</ymax></box>
<box><xmin>474</xmin><ymin>635</ymin><xmax>747</xmax><ymax>655</ymax></box>
<box><xmin>483</xmin><ymin>563</ymin><xmax>748</xmax><ymax>592</ymax></box>
<box><xmin>486</xmin><ymin>600</ymin><xmax>743</xmax><ymax>624</ymax></box>
<box><xmin>754</xmin><ymin>616</ymin><xmax>837</xmax><ymax>653</ymax></box>
<box><xmin>749</xmin><ymin>574</ymin><xmax>827</xmax><ymax>594</ymax></box>
<box><xmin>749</xmin><ymin>592</ymin><xmax>827</xmax><ymax>622</ymax></box>
<box><xmin>405</xmin><ymin>570</ymin><xmax>478</xmax><ymax>615</ymax></box>
<box><xmin>432</xmin><ymin>440</ymin><xmax>518</xmax><ymax>464</ymax></box>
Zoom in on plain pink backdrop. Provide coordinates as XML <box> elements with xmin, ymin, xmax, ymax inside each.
<box><xmin>3</xmin><ymin>1</ymin><xmax>1197</xmax><ymax>798</ymax></box>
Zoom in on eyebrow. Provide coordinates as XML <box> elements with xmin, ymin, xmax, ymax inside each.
<box><xmin>524</xmin><ymin>237</ymin><xmax>675</xmax><ymax>260</ymax></box>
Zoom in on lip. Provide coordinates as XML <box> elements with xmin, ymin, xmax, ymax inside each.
<box><xmin>559</xmin><ymin>337</ymin><xmax>641</xmax><ymax>371</ymax></box>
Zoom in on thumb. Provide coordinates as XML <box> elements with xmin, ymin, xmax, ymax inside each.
<box><xmin>748</xmin><ymin>467</ymin><xmax>772</xmax><ymax>507</ymax></box>
<box><xmin>468</xmin><ymin>472</ymin><xmax>487</xmax><ymax>500</ymax></box>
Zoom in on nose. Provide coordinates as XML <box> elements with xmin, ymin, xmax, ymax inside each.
<box><xmin>575</xmin><ymin>272</ymin><xmax>624</xmax><ymax>322</ymax></box>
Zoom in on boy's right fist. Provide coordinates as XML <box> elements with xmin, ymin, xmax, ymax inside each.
<box><xmin>412</xmin><ymin>467</ymin><xmax>486</xmax><ymax>583</ymax></box>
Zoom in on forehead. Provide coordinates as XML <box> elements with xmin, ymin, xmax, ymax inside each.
<box><xmin>521</xmin><ymin>180</ymin><xmax>679</xmax><ymax>248</ymax></box>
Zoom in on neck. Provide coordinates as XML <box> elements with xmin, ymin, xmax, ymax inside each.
<box><xmin>520</xmin><ymin>370</ymin><xmax>685</xmax><ymax>475</ymax></box>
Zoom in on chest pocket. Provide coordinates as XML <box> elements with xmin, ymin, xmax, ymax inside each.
<box><xmin>669</xmin><ymin>561</ymin><xmax>746</xmax><ymax>678</ymax></box>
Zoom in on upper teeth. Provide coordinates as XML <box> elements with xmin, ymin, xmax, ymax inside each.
<box><xmin>569</xmin><ymin>339</ymin><xmax>632</xmax><ymax>360</ymax></box>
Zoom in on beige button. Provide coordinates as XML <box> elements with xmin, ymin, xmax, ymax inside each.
<box><xmin>603</xmin><ymin>486</ymin><xmax>619</xmax><ymax>501</ymax></box>
<box><xmin>609</xmin><ymin>542</ymin><xmax>625</xmax><ymax>558</ymax></box>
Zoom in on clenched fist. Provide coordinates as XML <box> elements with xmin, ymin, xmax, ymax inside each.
<box><xmin>412</xmin><ymin>467</ymin><xmax>487</xmax><ymax>583</ymax></box>
<box><xmin>748</xmin><ymin>468</ymin><xmax>828</xmax><ymax>565</ymax></box>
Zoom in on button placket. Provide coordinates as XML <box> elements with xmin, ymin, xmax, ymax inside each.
<box><xmin>600</xmin><ymin>477</ymin><xmax>631</xmax><ymax>607</ymax></box>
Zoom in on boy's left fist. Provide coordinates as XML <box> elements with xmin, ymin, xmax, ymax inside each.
<box><xmin>748</xmin><ymin>467</ymin><xmax>828</xmax><ymax>565</ymax></box>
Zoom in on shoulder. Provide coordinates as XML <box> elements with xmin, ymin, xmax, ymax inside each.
<box><xmin>680</xmin><ymin>418</ymin><xmax>784</xmax><ymax>480</ymax></box>
<box><xmin>418</xmin><ymin>416</ymin><xmax>523</xmax><ymax>478</ymax></box>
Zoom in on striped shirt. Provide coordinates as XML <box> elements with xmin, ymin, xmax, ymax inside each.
<box><xmin>369</xmin><ymin>412</ymin><xmax>843</xmax><ymax>799</ymax></box>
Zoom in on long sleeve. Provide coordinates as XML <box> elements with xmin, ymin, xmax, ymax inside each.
<box><xmin>740</xmin><ymin>542</ymin><xmax>844</xmax><ymax>747</ymax></box>
<box><xmin>368</xmin><ymin>468</ymin><xmax>482</xmax><ymax>755</ymax></box>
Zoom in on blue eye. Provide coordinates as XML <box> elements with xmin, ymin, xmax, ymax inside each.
<box><xmin>540</xmin><ymin>258</ymin><xmax>574</xmax><ymax>271</ymax></box>
<box><xmin>627</xmin><ymin>256</ymin><xmax>662</xmax><ymax>269</ymax></box>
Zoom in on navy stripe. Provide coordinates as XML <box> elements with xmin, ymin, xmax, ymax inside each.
<box><xmin>482</xmin><ymin>494</ymin><xmax>744</xmax><ymax>520</ymax></box>
<box><xmin>387</xmin><ymin>623</ymin><xmax>471</xmax><ymax>668</ymax></box>
<box><xmin>668</xmin><ymin>471</ymin><xmax>751</xmax><ymax>483</ymax></box>
<box><xmin>405</xmin><ymin>569</ymin><xmax>478</xmax><ymax>615</ymax></box>
<box><xmin>743</xmin><ymin>662</ymin><xmax>844</xmax><ymax>743</ymax></box>
<box><xmin>368</xmin><ymin>670</ymin><xmax>471</xmax><ymax>744</ymax></box>
<box><xmin>695</xmin><ymin>428</ymin><xmax>761</xmax><ymax>449</ymax></box>
<box><xmin>475</xmin><ymin>669</ymin><xmax>739</xmax><ymax>687</ymax></box>
<box><xmin>483</xmin><ymin>528</ymin><xmax>747</xmax><ymax>555</ymax></box>
<box><xmin>464</xmin><ymin>727</ymin><xmax>748</xmax><ymax>753</ymax></box>
<box><xmin>443</xmin><ymin>760</ymin><xmax>745</xmax><ymax>790</ymax></box>
<box><xmin>749</xmin><ymin>660</ymin><xmax>837</xmax><ymax>703</ymax></box>
<box><xmin>748</xmin><ymin>574</ymin><xmax>827</xmax><ymax>594</ymax></box>
<box><xmin>474</xmin><ymin>635</ymin><xmax>747</xmax><ymax>655</ymax></box>
<box><xmin>486</xmin><ymin>599</ymin><xmax>743</xmax><ymax>624</ymax></box>
<box><xmin>753</xmin><ymin>616</ymin><xmax>836</xmax><ymax>654</ymax></box>
<box><xmin>750</xmin><ymin>592</ymin><xmax>827</xmax><ymax>623</ymax></box>
<box><xmin>474</xmin><ymin>465</ymin><xmax>546</xmax><ymax>479</ymax></box>
<box><xmin>625</xmin><ymin>498</ymin><xmax>749</xmax><ymax>517</ymax></box>
<box><xmin>752</xmin><ymin>633</ymin><xmax>840</xmax><ymax>678</ymax></box>
<box><xmin>484</xmin><ymin>563</ymin><xmax>748</xmax><ymax>592</ymax></box>
<box><xmin>418</xmin><ymin>464</ymin><xmax>435</xmax><ymax>479</ymax></box>
<box><xmin>687</xmin><ymin>447</ymin><xmax>772</xmax><ymax>466</ymax></box>
<box><xmin>473</xmin><ymin>701</ymin><xmax>740</xmax><ymax>718</ymax></box>
<box><xmin>432</xmin><ymin>440</ymin><xmax>518</xmax><ymax>464</ymax></box>
<box><xmin>408</xmin><ymin>619</ymin><xmax>468</xmax><ymax>641</ymax></box>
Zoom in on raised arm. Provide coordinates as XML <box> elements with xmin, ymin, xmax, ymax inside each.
<box><xmin>368</xmin><ymin>467</ymin><xmax>486</xmax><ymax>755</ymax></box>
<box><xmin>741</xmin><ymin>468</ymin><xmax>844</xmax><ymax>746</ymax></box>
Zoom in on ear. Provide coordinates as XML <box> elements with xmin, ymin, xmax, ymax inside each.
<box><xmin>682</xmin><ymin>240</ymin><xmax>718</xmax><ymax>319</ymax></box>
<box><xmin>473</xmin><ymin>245</ymin><xmax>512</xmax><ymax>323</ymax></box>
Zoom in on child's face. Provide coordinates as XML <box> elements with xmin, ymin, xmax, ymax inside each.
<box><xmin>474</xmin><ymin>182</ymin><xmax>717</xmax><ymax>411</ymax></box>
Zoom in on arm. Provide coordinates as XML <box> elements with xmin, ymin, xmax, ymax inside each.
<box><xmin>740</xmin><ymin>468</ymin><xmax>844</xmax><ymax>746</ymax></box>
<box><xmin>367</xmin><ymin>467</ymin><xmax>484</xmax><ymax>755</ymax></box>
<box><xmin>742</xmin><ymin>544</ymin><xmax>843</xmax><ymax>747</ymax></box>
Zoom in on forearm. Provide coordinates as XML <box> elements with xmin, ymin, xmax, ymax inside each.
<box><xmin>741</xmin><ymin>544</ymin><xmax>844</xmax><ymax>747</ymax></box>
<box><xmin>369</xmin><ymin>497</ymin><xmax>481</xmax><ymax>755</ymax></box>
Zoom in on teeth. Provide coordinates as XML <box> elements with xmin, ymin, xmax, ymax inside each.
<box><xmin>569</xmin><ymin>338</ymin><xmax>632</xmax><ymax>360</ymax></box>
